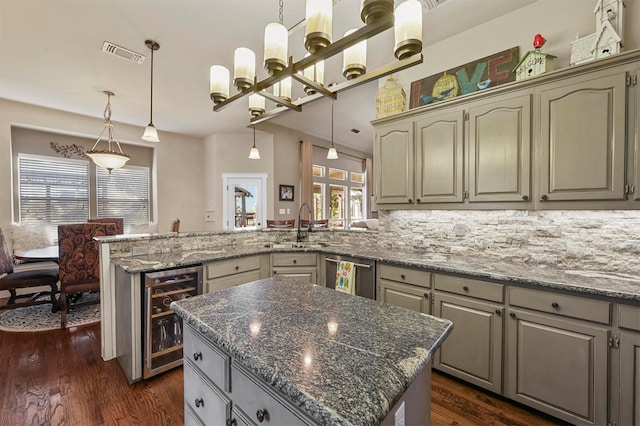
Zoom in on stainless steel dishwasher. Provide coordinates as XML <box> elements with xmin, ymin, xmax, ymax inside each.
<box><xmin>324</xmin><ymin>254</ymin><xmax>376</xmax><ymax>300</ymax></box>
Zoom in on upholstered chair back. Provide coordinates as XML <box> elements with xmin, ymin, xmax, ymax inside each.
<box><xmin>58</xmin><ymin>223</ymin><xmax>116</xmax><ymax>285</ymax></box>
<box><xmin>88</xmin><ymin>218</ymin><xmax>124</xmax><ymax>235</ymax></box>
<box><xmin>0</xmin><ymin>227</ymin><xmax>14</xmax><ymax>275</ymax></box>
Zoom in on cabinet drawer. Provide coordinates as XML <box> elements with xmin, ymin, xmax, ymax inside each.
<box><xmin>618</xmin><ymin>303</ymin><xmax>640</xmax><ymax>331</ymax></box>
<box><xmin>378</xmin><ymin>263</ymin><xmax>430</xmax><ymax>288</ymax></box>
<box><xmin>231</xmin><ymin>363</ymin><xmax>311</xmax><ymax>425</ymax></box>
<box><xmin>207</xmin><ymin>270</ymin><xmax>262</xmax><ymax>293</ymax></box>
<box><xmin>271</xmin><ymin>252</ymin><xmax>317</xmax><ymax>267</ymax></box>
<box><xmin>184</xmin><ymin>325</ymin><xmax>230</xmax><ymax>392</ymax></box>
<box><xmin>509</xmin><ymin>287</ymin><xmax>611</xmax><ymax>325</ymax></box>
<box><xmin>184</xmin><ymin>361</ymin><xmax>230</xmax><ymax>423</ymax></box>
<box><xmin>207</xmin><ymin>256</ymin><xmax>261</xmax><ymax>279</ymax></box>
<box><xmin>434</xmin><ymin>274</ymin><xmax>503</xmax><ymax>303</ymax></box>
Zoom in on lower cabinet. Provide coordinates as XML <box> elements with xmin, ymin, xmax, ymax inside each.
<box><xmin>271</xmin><ymin>252</ymin><xmax>318</xmax><ymax>284</ymax></box>
<box><xmin>377</xmin><ymin>263</ymin><xmax>431</xmax><ymax>314</ymax></box>
<box><xmin>506</xmin><ymin>287</ymin><xmax>611</xmax><ymax>426</ymax></box>
<box><xmin>617</xmin><ymin>303</ymin><xmax>640</xmax><ymax>426</ymax></box>
<box><xmin>205</xmin><ymin>255</ymin><xmax>268</xmax><ymax>293</ymax></box>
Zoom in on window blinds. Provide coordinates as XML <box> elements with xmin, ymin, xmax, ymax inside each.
<box><xmin>96</xmin><ymin>166</ymin><xmax>150</xmax><ymax>226</ymax></box>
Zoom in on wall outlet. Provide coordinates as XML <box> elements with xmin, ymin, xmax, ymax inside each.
<box><xmin>279</xmin><ymin>208</ymin><xmax>285</xmax><ymax>214</ymax></box>
<box><xmin>394</xmin><ymin>401</ymin><xmax>405</xmax><ymax>426</ymax></box>
<box><xmin>286</xmin><ymin>209</ymin><xmax>290</xmax><ymax>214</ymax></box>
<box><xmin>205</xmin><ymin>213</ymin><xmax>215</xmax><ymax>222</ymax></box>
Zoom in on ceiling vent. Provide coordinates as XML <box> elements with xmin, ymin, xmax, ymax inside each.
<box><xmin>102</xmin><ymin>41</ymin><xmax>146</xmax><ymax>64</ymax></box>
<box><xmin>420</xmin><ymin>0</ymin><xmax>451</xmax><ymax>11</ymax></box>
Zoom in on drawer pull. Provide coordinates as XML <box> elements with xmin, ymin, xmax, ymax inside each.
<box><xmin>509</xmin><ymin>312</ymin><xmax>516</xmax><ymax>318</ymax></box>
<box><xmin>193</xmin><ymin>352</ymin><xmax>202</xmax><ymax>361</ymax></box>
<box><xmin>495</xmin><ymin>309</ymin><xmax>501</xmax><ymax>316</ymax></box>
<box><xmin>195</xmin><ymin>398</ymin><xmax>204</xmax><ymax>408</ymax></box>
<box><xmin>256</xmin><ymin>409</ymin><xmax>268</xmax><ymax>423</ymax></box>
<box><xmin>423</xmin><ymin>293</ymin><xmax>429</xmax><ymax>299</ymax></box>
<box><xmin>551</xmin><ymin>302</ymin><xmax>560</xmax><ymax>309</ymax></box>
<box><xmin>235</xmin><ymin>265</ymin><xmax>240</xmax><ymax>270</ymax></box>
<box><xmin>293</xmin><ymin>259</ymin><xmax>297</xmax><ymax>264</ymax></box>
<box><xmin>226</xmin><ymin>419</ymin><xmax>237</xmax><ymax>426</ymax></box>
<box><xmin>400</xmin><ymin>274</ymin><xmax>406</xmax><ymax>280</ymax></box>
<box><xmin>462</xmin><ymin>285</ymin><xmax>469</xmax><ymax>292</ymax></box>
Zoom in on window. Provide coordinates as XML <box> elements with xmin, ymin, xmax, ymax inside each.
<box><xmin>96</xmin><ymin>166</ymin><xmax>150</xmax><ymax>227</ymax></box>
<box><xmin>312</xmin><ymin>183</ymin><xmax>324</xmax><ymax>220</ymax></box>
<box><xmin>18</xmin><ymin>154</ymin><xmax>89</xmax><ymax>224</ymax></box>
<box><xmin>329</xmin><ymin>185</ymin><xmax>346</xmax><ymax>228</ymax></box>
<box><xmin>328</xmin><ymin>168</ymin><xmax>347</xmax><ymax>180</ymax></box>
<box><xmin>313</xmin><ymin>165</ymin><xmax>325</xmax><ymax>178</ymax></box>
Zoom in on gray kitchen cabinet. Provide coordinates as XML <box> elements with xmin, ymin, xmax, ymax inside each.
<box><xmin>414</xmin><ymin>109</ymin><xmax>465</xmax><ymax>204</ymax></box>
<box><xmin>374</xmin><ymin>119</ymin><xmax>414</xmax><ymax>204</ymax></box>
<box><xmin>377</xmin><ymin>263</ymin><xmax>431</xmax><ymax>314</ymax></box>
<box><xmin>205</xmin><ymin>254</ymin><xmax>268</xmax><ymax>293</ymax></box>
<box><xmin>271</xmin><ymin>252</ymin><xmax>318</xmax><ymax>284</ymax></box>
<box><xmin>506</xmin><ymin>286</ymin><xmax>611</xmax><ymax>426</ymax></box>
<box><xmin>432</xmin><ymin>274</ymin><xmax>504</xmax><ymax>393</ymax></box>
<box><xmin>616</xmin><ymin>303</ymin><xmax>640</xmax><ymax>426</ymax></box>
<box><xmin>538</xmin><ymin>69</ymin><xmax>627</xmax><ymax>202</ymax></box>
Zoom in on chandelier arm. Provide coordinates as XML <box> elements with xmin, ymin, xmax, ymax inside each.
<box><xmin>258</xmin><ymin>91</ymin><xmax>302</xmax><ymax>112</ymax></box>
<box><xmin>291</xmin><ymin>73</ymin><xmax>336</xmax><ymax>99</ymax></box>
<box><xmin>250</xmin><ymin>53</ymin><xmax>423</xmax><ymax>125</ymax></box>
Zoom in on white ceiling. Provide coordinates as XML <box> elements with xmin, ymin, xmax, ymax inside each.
<box><xmin>0</xmin><ymin>0</ymin><xmax>537</xmax><ymax>154</ymax></box>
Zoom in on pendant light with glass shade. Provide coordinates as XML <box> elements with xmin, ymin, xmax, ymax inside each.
<box><xmin>249</xmin><ymin>125</ymin><xmax>261</xmax><ymax>160</ymax></box>
<box><xmin>141</xmin><ymin>40</ymin><xmax>160</xmax><ymax>142</ymax></box>
<box><xmin>87</xmin><ymin>91</ymin><xmax>130</xmax><ymax>173</ymax></box>
<box><xmin>327</xmin><ymin>101</ymin><xmax>338</xmax><ymax>160</ymax></box>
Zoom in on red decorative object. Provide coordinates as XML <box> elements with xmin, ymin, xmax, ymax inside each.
<box><xmin>533</xmin><ymin>34</ymin><xmax>546</xmax><ymax>50</ymax></box>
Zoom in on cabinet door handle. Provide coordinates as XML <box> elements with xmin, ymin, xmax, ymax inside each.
<box><xmin>193</xmin><ymin>352</ymin><xmax>202</xmax><ymax>361</ymax></box>
<box><xmin>226</xmin><ymin>419</ymin><xmax>237</xmax><ymax>426</ymax></box>
<box><xmin>256</xmin><ymin>409</ymin><xmax>267</xmax><ymax>423</ymax></box>
<box><xmin>541</xmin><ymin>194</ymin><xmax>548</xmax><ymax>200</ymax></box>
<box><xmin>408</xmin><ymin>198</ymin><xmax>413</xmax><ymax>203</ymax></box>
<box><xmin>400</xmin><ymin>274</ymin><xmax>406</xmax><ymax>280</ymax></box>
<box><xmin>551</xmin><ymin>302</ymin><xmax>560</xmax><ymax>309</ymax></box>
<box><xmin>462</xmin><ymin>285</ymin><xmax>469</xmax><ymax>292</ymax></box>
<box><xmin>416</xmin><ymin>198</ymin><xmax>421</xmax><ymax>204</ymax></box>
<box><xmin>423</xmin><ymin>293</ymin><xmax>429</xmax><ymax>299</ymax></box>
<box><xmin>495</xmin><ymin>309</ymin><xmax>502</xmax><ymax>316</ymax></box>
<box><xmin>235</xmin><ymin>265</ymin><xmax>240</xmax><ymax>270</ymax></box>
<box><xmin>509</xmin><ymin>312</ymin><xmax>516</xmax><ymax>318</ymax></box>
<box><xmin>293</xmin><ymin>259</ymin><xmax>297</xmax><ymax>264</ymax></box>
<box><xmin>195</xmin><ymin>398</ymin><xmax>204</xmax><ymax>408</ymax></box>
<box><xmin>522</xmin><ymin>195</ymin><xmax>529</xmax><ymax>201</ymax></box>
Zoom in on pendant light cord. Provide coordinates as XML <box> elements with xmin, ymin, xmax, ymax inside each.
<box><xmin>331</xmin><ymin>101</ymin><xmax>334</xmax><ymax>147</ymax></box>
<box><xmin>149</xmin><ymin>46</ymin><xmax>154</xmax><ymax>124</ymax></box>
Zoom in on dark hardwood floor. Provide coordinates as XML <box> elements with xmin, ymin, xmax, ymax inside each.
<box><xmin>0</xmin><ymin>322</ymin><xmax>565</xmax><ymax>426</ymax></box>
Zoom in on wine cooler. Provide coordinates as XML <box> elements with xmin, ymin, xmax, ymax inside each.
<box><xmin>144</xmin><ymin>265</ymin><xmax>203</xmax><ymax>379</ymax></box>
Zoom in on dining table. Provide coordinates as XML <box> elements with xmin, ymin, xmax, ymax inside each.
<box><xmin>14</xmin><ymin>245</ymin><xmax>59</xmax><ymax>263</ymax></box>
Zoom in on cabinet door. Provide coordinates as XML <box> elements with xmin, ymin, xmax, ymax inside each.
<box><xmin>379</xmin><ymin>279</ymin><xmax>430</xmax><ymax>314</ymax></box>
<box><xmin>433</xmin><ymin>292</ymin><xmax>503</xmax><ymax>393</ymax></box>
<box><xmin>374</xmin><ymin>120</ymin><xmax>414</xmax><ymax>204</ymax></box>
<box><xmin>272</xmin><ymin>267</ymin><xmax>317</xmax><ymax>284</ymax></box>
<box><xmin>415</xmin><ymin>109</ymin><xmax>464</xmax><ymax>203</ymax></box>
<box><xmin>619</xmin><ymin>331</ymin><xmax>640</xmax><ymax>426</ymax></box>
<box><xmin>539</xmin><ymin>70</ymin><xmax>627</xmax><ymax>201</ymax></box>
<box><xmin>506</xmin><ymin>308</ymin><xmax>608</xmax><ymax>425</ymax></box>
<box><xmin>468</xmin><ymin>93</ymin><xmax>531</xmax><ymax>202</ymax></box>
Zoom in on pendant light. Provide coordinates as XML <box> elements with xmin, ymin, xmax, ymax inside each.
<box><xmin>249</xmin><ymin>125</ymin><xmax>261</xmax><ymax>160</ymax></box>
<box><xmin>141</xmin><ymin>40</ymin><xmax>160</xmax><ymax>142</ymax></box>
<box><xmin>87</xmin><ymin>91</ymin><xmax>130</xmax><ymax>173</ymax></box>
<box><xmin>327</xmin><ymin>101</ymin><xmax>338</xmax><ymax>159</ymax></box>
<box><xmin>394</xmin><ymin>0</ymin><xmax>423</xmax><ymax>60</ymax></box>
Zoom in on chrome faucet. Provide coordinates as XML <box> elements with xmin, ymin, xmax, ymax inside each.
<box><xmin>296</xmin><ymin>203</ymin><xmax>313</xmax><ymax>242</ymax></box>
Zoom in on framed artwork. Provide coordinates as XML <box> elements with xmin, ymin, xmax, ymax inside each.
<box><xmin>410</xmin><ymin>47</ymin><xmax>519</xmax><ymax>109</ymax></box>
<box><xmin>279</xmin><ymin>184</ymin><xmax>294</xmax><ymax>201</ymax></box>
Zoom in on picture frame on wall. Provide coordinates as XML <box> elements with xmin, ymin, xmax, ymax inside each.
<box><xmin>279</xmin><ymin>184</ymin><xmax>294</xmax><ymax>201</ymax></box>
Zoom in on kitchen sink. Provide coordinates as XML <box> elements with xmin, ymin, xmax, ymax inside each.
<box><xmin>264</xmin><ymin>242</ymin><xmax>327</xmax><ymax>249</ymax></box>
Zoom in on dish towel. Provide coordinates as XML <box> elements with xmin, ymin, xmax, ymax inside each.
<box><xmin>335</xmin><ymin>261</ymin><xmax>356</xmax><ymax>295</ymax></box>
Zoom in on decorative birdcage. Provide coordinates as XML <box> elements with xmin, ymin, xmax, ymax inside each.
<box><xmin>376</xmin><ymin>75</ymin><xmax>406</xmax><ymax>118</ymax></box>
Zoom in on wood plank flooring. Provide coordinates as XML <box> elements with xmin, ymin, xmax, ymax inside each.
<box><xmin>0</xmin><ymin>322</ymin><xmax>566</xmax><ymax>426</ymax></box>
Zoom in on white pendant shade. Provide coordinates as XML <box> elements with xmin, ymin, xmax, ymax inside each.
<box><xmin>87</xmin><ymin>151</ymin><xmax>130</xmax><ymax>171</ymax></box>
<box><xmin>248</xmin><ymin>93</ymin><xmax>266</xmax><ymax>117</ymax></box>
<box><xmin>343</xmin><ymin>29</ymin><xmax>367</xmax><ymax>79</ymax></box>
<box><xmin>141</xmin><ymin>124</ymin><xmax>159</xmax><ymax>143</ymax></box>
<box><xmin>327</xmin><ymin>147</ymin><xmax>338</xmax><ymax>159</ymax></box>
<box><xmin>249</xmin><ymin>146</ymin><xmax>261</xmax><ymax>160</ymax></box>
<box><xmin>264</xmin><ymin>22</ymin><xmax>288</xmax><ymax>75</ymax></box>
<box><xmin>394</xmin><ymin>0</ymin><xmax>423</xmax><ymax>59</ymax></box>
<box><xmin>305</xmin><ymin>0</ymin><xmax>332</xmax><ymax>54</ymax></box>
<box><xmin>234</xmin><ymin>47</ymin><xmax>255</xmax><ymax>90</ymax></box>
<box><xmin>210</xmin><ymin>65</ymin><xmax>230</xmax><ymax>103</ymax></box>
<box><xmin>88</xmin><ymin>91</ymin><xmax>130</xmax><ymax>173</ymax></box>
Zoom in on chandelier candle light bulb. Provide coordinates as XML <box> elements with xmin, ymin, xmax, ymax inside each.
<box><xmin>343</xmin><ymin>29</ymin><xmax>367</xmax><ymax>79</ymax></box>
<box><xmin>234</xmin><ymin>47</ymin><xmax>256</xmax><ymax>91</ymax></box>
<box><xmin>248</xmin><ymin>93</ymin><xmax>266</xmax><ymax>117</ymax></box>
<box><xmin>305</xmin><ymin>0</ymin><xmax>332</xmax><ymax>54</ymax></box>
<box><xmin>303</xmin><ymin>56</ymin><xmax>325</xmax><ymax>94</ymax></box>
<box><xmin>394</xmin><ymin>0</ymin><xmax>423</xmax><ymax>60</ymax></box>
<box><xmin>210</xmin><ymin>65</ymin><xmax>230</xmax><ymax>104</ymax></box>
<box><xmin>360</xmin><ymin>0</ymin><xmax>394</xmax><ymax>24</ymax></box>
<box><xmin>264</xmin><ymin>22</ymin><xmax>288</xmax><ymax>75</ymax></box>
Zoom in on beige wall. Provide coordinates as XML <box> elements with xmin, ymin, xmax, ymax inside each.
<box><xmin>0</xmin><ymin>99</ymin><xmax>205</xmax><ymax>233</ymax></box>
<box><xmin>392</xmin><ymin>0</ymin><xmax>640</xmax><ymax>107</ymax></box>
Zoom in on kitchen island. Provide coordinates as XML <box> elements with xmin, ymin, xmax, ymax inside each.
<box><xmin>171</xmin><ymin>276</ymin><xmax>453</xmax><ymax>426</ymax></box>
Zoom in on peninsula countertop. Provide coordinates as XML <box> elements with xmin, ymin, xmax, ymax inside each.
<box><xmin>170</xmin><ymin>276</ymin><xmax>453</xmax><ymax>425</ymax></box>
<box><xmin>112</xmin><ymin>242</ymin><xmax>640</xmax><ymax>302</ymax></box>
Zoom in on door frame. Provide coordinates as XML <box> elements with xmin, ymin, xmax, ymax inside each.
<box><xmin>222</xmin><ymin>173</ymin><xmax>268</xmax><ymax>230</ymax></box>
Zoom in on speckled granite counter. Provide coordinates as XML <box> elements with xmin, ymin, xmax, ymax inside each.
<box><xmin>113</xmin><ymin>243</ymin><xmax>640</xmax><ymax>302</ymax></box>
<box><xmin>171</xmin><ymin>276</ymin><xmax>453</xmax><ymax>425</ymax></box>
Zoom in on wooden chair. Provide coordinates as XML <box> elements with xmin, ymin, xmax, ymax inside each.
<box><xmin>58</xmin><ymin>223</ymin><xmax>116</xmax><ymax>328</ymax></box>
<box><xmin>300</xmin><ymin>219</ymin><xmax>329</xmax><ymax>228</ymax></box>
<box><xmin>0</xmin><ymin>227</ymin><xmax>59</xmax><ymax>311</ymax></box>
<box><xmin>88</xmin><ymin>217</ymin><xmax>124</xmax><ymax>234</ymax></box>
<box><xmin>266</xmin><ymin>219</ymin><xmax>295</xmax><ymax>229</ymax></box>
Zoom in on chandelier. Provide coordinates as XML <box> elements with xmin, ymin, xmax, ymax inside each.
<box><xmin>209</xmin><ymin>0</ymin><xmax>423</xmax><ymax>125</ymax></box>
<box><xmin>86</xmin><ymin>91</ymin><xmax>130</xmax><ymax>173</ymax></box>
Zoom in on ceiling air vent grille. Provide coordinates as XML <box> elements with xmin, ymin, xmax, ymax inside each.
<box><xmin>102</xmin><ymin>41</ymin><xmax>146</xmax><ymax>64</ymax></box>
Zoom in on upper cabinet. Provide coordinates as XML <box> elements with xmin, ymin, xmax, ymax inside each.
<box><xmin>372</xmin><ymin>49</ymin><xmax>640</xmax><ymax>210</ymax></box>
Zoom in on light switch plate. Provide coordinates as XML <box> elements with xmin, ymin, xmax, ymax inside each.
<box><xmin>279</xmin><ymin>208</ymin><xmax>285</xmax><ymax>214</ymax></box>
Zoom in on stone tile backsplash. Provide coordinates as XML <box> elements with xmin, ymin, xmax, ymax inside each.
<box><xmin>377</xmin><ymin>210</ymin><xmax>640</xmax><ymax>274</ymax></box>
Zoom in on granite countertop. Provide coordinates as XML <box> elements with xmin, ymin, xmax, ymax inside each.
<box><xmin>171</xmin><ymin>276</ymin><xmax>453</xmax><ymax>426</ymax></box>
<box><xmin>113</xmin><ymin>242</ymin><xmax>640</xmax><ymax>302</ymax></box>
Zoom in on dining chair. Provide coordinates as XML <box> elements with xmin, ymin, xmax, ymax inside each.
<box><xmin>171</xmin><ymin>218</ymin><xmax>181</xmax><ymax>232</ymax></box>
<box><xmin>58</xmin><ymin>222</ymin><xmax>116</xmax><ymax>328</ymax></box>
<box><xmin>0</xmin><ymin>227</ymin><xmax>59</xmax><ymax>311</ymax></box>
<box><xmin>300</xmin><ymin>219</ymin><xmax>329</xmax><ymax>228</ymax></box>
<box><xmin>266</xmin><ymin>219</ymin><xmax>295</xmax><ymax>229</ymax></box>
<box><xmin>88</xmin><ymin>217</ymin><xmax>124</xmax><ymax>235</ymax></box>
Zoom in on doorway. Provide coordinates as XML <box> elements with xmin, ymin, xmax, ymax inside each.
<box><xmin>222</xmin><ymin>173</ymin><xmax>267</xmax><ymax>230</ymax></box>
